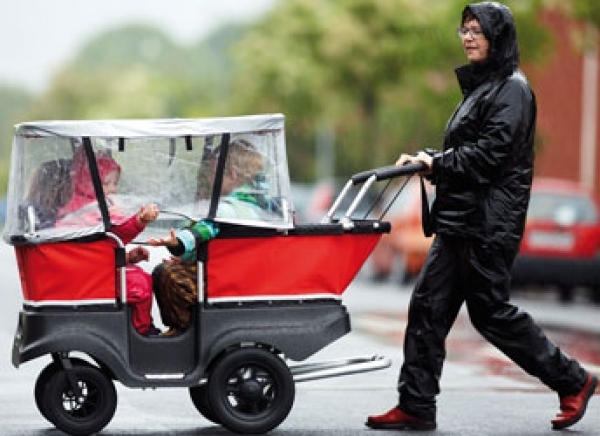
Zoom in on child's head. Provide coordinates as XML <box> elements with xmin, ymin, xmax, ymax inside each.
<box><xmin>195</xmin><ymin>139</ymin><xmax>264</xmax><ymax>200</ymax></box>
<box><xmin>25</xmin><ymin>159</ymin><xmax>73</xmax><ymax>222</ymax></box>
<box><xmin>98</xmin><ymin>159</ymin><xmax>120</xmax><ymax>196</ymax></box>
<box><xmin>71</xmin><ymin>149</ymin><xmax>121</xmax><ymax>200</ymax></box>
<box><xmin>221</xmin><ymin>139</ymin><xmax>264</xmax><ymax>194</ymax></box>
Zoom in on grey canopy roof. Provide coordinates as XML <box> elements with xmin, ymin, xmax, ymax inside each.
<box><xmin>14</xmin><ymin>113</ymin><xmax>285</xmax><ymax>139</ymax></box>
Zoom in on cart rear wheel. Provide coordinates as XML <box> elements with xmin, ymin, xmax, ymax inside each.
<box><xmin>42</xmin><ymin>364</ymin><xmax>117</xmax><ymax>436</ymax></box>
<box><xmin>207</xmin><ymin>347</ymin><xmax>295</xmax><ymax>434</ymax></box>
<box><xmin>189</xmin><ymin>384</ymin><xmax>220</xmax><ymax>424</ymax></box>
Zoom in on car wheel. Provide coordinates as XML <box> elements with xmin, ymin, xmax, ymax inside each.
<box><xmin>588</xmin><ymin>287</ymin><xmax>600</xmax><ymax>305</ymax></box>
<box><xmin>399</xmin><ymin>270</ymin><xmax>417</xmax><ymax>286</ymax></box>
<box><xmin>558</xmin><ymin>286</ymin><xmax>574</xmax><ymax>303</ymax></box>
<box><xmin>42</xmin><ymin>364</ymin><xmax>117</xmax><ymax>436</ymax></box>
<box><xmin>207</xmin><ymin>347</ymin><xmax>295</xmax><ymax>434</ymax></box>
<box><xmin>189</xmin><ymin>383</ymin><xmax>220</xmax><ymax>424</ymax></box>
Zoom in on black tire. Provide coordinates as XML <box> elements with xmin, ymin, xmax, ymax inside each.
<box><xmin>588</xmin><ymin>287</ymin><xmax>600</xmax><ymax>305</ymax></box>
<box><xmin>42</xmin><ymin>364</ymin><xmax>117</xmax><ymax>436</ymax></box>
<box><xmin>399</xmin><ymin>271</ymin><xmax>415</xmax><ymax>286</ymax></box>
<box><xmin>34</xmin><ymin>357</ymin><xmax>90</xmax><ymax>425</ymax></box>
<box><xmin>207</xmin><ymin>347</ymin><xmax>295</xmax><ymax>434</ymax></box>
<box><xmin>189</xmin><ymin>383</ymin><xmax>220</xmax><ymax>424</ymax></box>
<box><xmin>559</xmin><ymin>285</ymin><xmax>575</xmax><ymax>303</ymax></box>
<box><xmin>35</xmin><ymin>362</ymin><xmax>61</xmax><ymax>424</ymax></box>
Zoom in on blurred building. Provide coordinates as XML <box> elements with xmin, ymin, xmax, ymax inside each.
<box><xmin>524</xmin><ymin>9</ymin><xmax>600</xmax><ymax>195</ymax></box>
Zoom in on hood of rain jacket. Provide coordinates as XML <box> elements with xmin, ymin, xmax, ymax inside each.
<box><xmin>429</xmin><ymin>2</ymin><xmax>536</xmax><ymax>252</ymax></box>
<box><xmin>459</xmin><ymin>1</ymin><xmax>519</xmax><ymax>89</ymax></box>
<box><xmin>60</xmin><ymin>151</ymin><xmax>120</xmax><ymax>210</ymax></box>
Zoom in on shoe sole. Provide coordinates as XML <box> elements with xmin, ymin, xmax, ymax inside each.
<box><xmin>366</xmin><ymin>421</ymin><xmax>437</xmax><ymax>431</ymax></box>
<box><xmin>552</xmin><ymin>375</ymin><xmax>598</xmax><ymax>430</ymax></box>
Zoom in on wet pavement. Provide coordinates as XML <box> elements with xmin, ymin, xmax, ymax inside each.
<box><xmin>346</xmin><ymin>278</ymin><xmax>600</xmax><ymax>394</ymax></box>
<box><xmin>359</xmin><ymin>310</ymin><xmax>600</xmax><ymax>392</ymax></box>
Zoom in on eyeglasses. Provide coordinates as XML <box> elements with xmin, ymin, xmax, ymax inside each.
<box><xmin>457</xmin><ymin>27</ymin><xmax>485</xmax><ymax>39</ymax></box>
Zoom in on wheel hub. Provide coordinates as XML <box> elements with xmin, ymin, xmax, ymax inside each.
<box><xmin>239</xmin><ymin>379</ymin><xmax>262</xmax><ymax>401</ymax></box>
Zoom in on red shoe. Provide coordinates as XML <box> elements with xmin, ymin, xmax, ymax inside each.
<box><xmin>551</xmin><ymin>374</ymin><xmax>598</xmax><ymax>430</ymax></box>
<box><xmin>366</xmin><ymin>407</ymin><xmax>436</xmax><ymax>431</ymax></box>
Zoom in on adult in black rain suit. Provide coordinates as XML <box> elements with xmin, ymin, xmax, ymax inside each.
<box><xmin>367</xmin><ymin>2</ymin><xmax>597</xmax><ymax>431</ymax></box>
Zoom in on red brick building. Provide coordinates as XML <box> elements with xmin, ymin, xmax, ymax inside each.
<box><xmin>524</xmin><ymin>9</ymin><xmax>600</xmax><ymax>195</ymax></box>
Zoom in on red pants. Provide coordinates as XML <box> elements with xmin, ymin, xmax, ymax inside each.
<box><xmin>125</xmin><ymin>265</ymin><xmax>154</xmax><ymax>335</ymax></box>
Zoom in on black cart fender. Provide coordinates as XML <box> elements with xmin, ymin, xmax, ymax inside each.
<box><xmin>200</xmin><ymin>302</ymin><xmax>351</xmax><ymax>365</ymax></box>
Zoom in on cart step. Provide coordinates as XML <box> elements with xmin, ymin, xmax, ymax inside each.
<box><xmin>290</xmin><ymin>355</ymin><xmax>391</xmax><ymax>382</ymax></box>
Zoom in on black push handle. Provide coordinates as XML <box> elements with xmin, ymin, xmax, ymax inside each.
<box><xmin>351</xmin><ymin>162</ymin><xmax>427</xmax><ymax>184</ymax></box>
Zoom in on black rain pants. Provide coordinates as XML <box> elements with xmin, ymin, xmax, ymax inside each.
<box><xmin>397</xmin><ymin>234</ymin><xmax>588</xmax><ymax>421</ymax></box>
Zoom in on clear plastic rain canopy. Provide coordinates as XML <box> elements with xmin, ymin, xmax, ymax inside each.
<box><xmin>3</xmin><ymin>114</ymin><xmax>293</xmax><ymax>244</ymax></box>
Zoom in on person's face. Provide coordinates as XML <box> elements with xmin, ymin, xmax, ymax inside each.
<box><xmin>208</xmin><ymin>157</ymin><xmax>233</xmax><ymax>195</ymax></box>
<box><xmin>459</xmin><ymin>18</ymin><xmax>489</xmax><ymax>63</ymax></box>
<box><xmin>220</xmin><ymin>168</ymin><xmax>238</xmax><ymax>195</ymax></box>
<box><xmin>102</xmin><ymin>170</ymin><xmax>120</xmax><ymax>196</ymax></box>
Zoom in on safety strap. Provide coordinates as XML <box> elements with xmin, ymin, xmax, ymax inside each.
<box><xmin>82</xmin><ymin>137</ymin><xmax>112</xmax><ymax>230</ymax></box>
<box><xmin>208</xmin><ymin>133</ymin><xmax>230</xmax><ymax>220</ymax></box>
<box><xmin>419</xmin><ymin>175</ymin><xmax>433</xmax><ymax>237</ymax></box>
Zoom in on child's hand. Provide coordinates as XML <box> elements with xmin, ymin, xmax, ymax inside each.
<box><xmin>138</xmin><ymin>204</ymin><xmax>159</xmax><ymax>225</ymax></box>
<box><xmin>147</xmin><ymin>229</ymin><xmax>178</xmax><ymax>247</ymax></box>
<box><xmin>127</xmin><ymin>246</ymin><xmax>149</xmax><ymax>264</ymax></box>
<box><xmin>163</xmin><ymin>255</ymin><xmax>182</xmax><ymax>265</ymax></box>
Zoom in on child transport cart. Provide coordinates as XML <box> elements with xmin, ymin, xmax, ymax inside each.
<box><xmin>4</xmin><ymin>114</ymin><xmax>423</xmax><ymax>435</ymax></box>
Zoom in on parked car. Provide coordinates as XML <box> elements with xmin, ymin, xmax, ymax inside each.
<box><xmin>369</xmin><ymin>177</ymin><xmax>434</xmax><ymax>284</ymax></box>
<box><xmin>511</xmin><ymin>177</ymin><xmax>600</xmax><ymax>303</ymax></box>
<box><xmin>290</xmin><ymin>182</ymin><xmax>314</xmax><ymax>223</ymax></box>
<box><xmin>369</xmin><ymin>176</ymin><xmax>600</xmax><ymax>304</ymax></box>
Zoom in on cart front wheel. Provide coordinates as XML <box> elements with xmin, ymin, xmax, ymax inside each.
<box><xmin>189</xmin><ymin>383</ymin><xmax>220</xmax><ymax>424</ymax></box>
<box><xmin>34</xmin><ymin>361</ymin><xmax>61</xmax><ymax>424</ymax></box>
<box><xmin>43</xmin><ymin>364</ymin><xmax>117</xmax><ymax>436</ymax></box>
<box><xmin>208</xmin><ymin>347</ymin><xmax>295</xmax><ymax>434</ymax></box>
<box><xmin>34</xmin><ymin>357</ymin><xmax>91</xmax><ymax>425</ymax></box>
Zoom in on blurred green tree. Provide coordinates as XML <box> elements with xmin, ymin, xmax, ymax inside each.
<box><xmin>2</xmin><ymin>0</ymin><xmax>598</xmax><ymax>195</ymax></box>
<box><xmin>230</xmin><ymin>0</ymin><xmax>550</xmax><ymax>181</ymax></box>
<box><xmin>557</xmin><ymin>1</ymin><xmax>600</xmax><ymax>55</ymax></box>
<box><xmin>0</xmin><ymin>86</ymin><xmax>33</xmax><ymax>194</ymax></box>
<box><xmin>23</xmin><ymin>25</ymin><xmax>228</xmax><ymax>120</ymax></box>
<box><xmin>569</xmin><ymin>0</ymin><xmax>600</xmax><ymax>27</ymax></box>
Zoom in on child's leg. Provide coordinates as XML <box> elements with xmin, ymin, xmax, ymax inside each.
<box><xmin>126</xmin><ymin>266</ymin><xmax>154</xmax><ymax>335</ymax></box>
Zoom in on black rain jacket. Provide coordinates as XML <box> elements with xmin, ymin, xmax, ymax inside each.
<box><xmin>429</xmin><ymin>2</ymin><xmax>536</xmax><ymax>254</ymax></box>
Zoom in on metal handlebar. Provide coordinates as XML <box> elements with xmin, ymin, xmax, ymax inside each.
<box><xmin>322</xmin><ymin>162</ymin><xmax>428</xmax><ymax>227</ymax></box>
<box><xmin>351</xmin><ymin>162</ymin><xmax>427</xmax><ymax>185</ymax></box>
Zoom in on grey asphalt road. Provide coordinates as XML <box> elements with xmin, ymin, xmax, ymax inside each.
<box><xmin>0</xmin><ymin>240</ymin><xmax>598</xmax><ymax>435</ymax></box>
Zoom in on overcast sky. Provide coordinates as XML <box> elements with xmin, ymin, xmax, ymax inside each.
<box><xmin>0</xmin><ymin>0</ymin><xmax>275</xmax><ymax>92</ymax></box>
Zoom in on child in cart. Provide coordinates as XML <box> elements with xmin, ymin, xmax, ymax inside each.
<box><xmin>21</xmin><ymin>159</ymin><xmax>73</xmax><ymax>229</ymax></box>
<box><xmin>148</xmin><ymin>138</ymin><xmax>266</xmax><ymax>336</ymax></box>
<box><xmin>55</xmin><ymin>149</ymin><xmax>161</xmax><ymax>336</ymax></box>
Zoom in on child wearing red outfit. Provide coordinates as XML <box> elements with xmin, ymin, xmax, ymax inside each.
<box><xmin>57</xmin><ymin>150</ymin><xmax>160</xmax><ymax>336</ymax></box>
